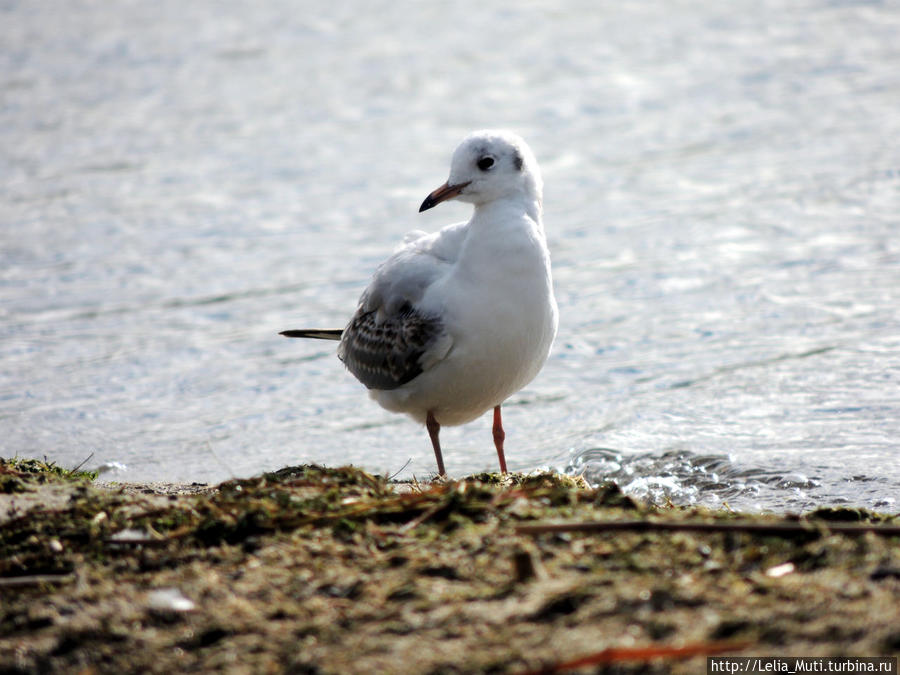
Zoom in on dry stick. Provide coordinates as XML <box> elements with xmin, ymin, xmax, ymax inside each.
<box><xmin>516</xmin><ymin>519</ymin><xmax>900</xmax><ymax>538</ymax></box>
<box><xmin>68</xmin><ymin>451</ymin><xmax>95</xmax><ymax>476</ymax></box>
<box><xmin>398</xmin><ymin>499</ymin><xmax>447</xmax><ymax>533</ymax></box>
<box><xmin>517</xmin><ymin>640</ymin><xmax>750</xmax><ymax>675</ymax></box>
<box><xmin>0</xmin><ymin>574</ymin><xmax>75</xmax><ymax>588</ymax></box>
<box><xmin>138</xmin><ymin>489</ymin><xmax>447</xmax><ymax>543</ymax></box>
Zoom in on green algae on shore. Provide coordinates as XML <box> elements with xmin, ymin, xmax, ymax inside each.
<box><xmin>1</xmin><ymin>459</ymin><xmax>899</xmax><ymax>673</ymax></box>
<box><xmin>1</xmin><ymin>457</ymin><xmax>98</xmax><ymax>494</ymax></box>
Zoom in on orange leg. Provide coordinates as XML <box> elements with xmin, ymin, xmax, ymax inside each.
<box><xmin>492</xmin><ymin>405</ymin><xmax>507</xmax><ymax>473</ymax></box>
<box><xmin>426</xmin><ymin>411</ymin><xmax>446</xmax><ymax>477</ymax></box>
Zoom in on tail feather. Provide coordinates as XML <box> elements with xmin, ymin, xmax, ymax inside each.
<box><xmin>279</xmin><ymin>329</ymin><xmax>343</xmax><ymax>340</ymax></box>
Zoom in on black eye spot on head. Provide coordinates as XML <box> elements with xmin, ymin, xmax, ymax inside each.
<box><xmin>477</xmin><ymin>156</ymin><xmax>494</xmax><ymax>171</ymax></box>
<box><xmin>513</xmin><ymin>151</ymin><xmax>523</xmax><ymax>171</ymax></box>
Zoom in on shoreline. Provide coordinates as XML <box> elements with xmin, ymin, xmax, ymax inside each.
<box><xmin>2</xmin><ymin>460</ymin><xmax>899</xmax><ymax>673</ymax></box>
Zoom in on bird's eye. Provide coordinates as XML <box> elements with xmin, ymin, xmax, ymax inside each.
<box><xmin>477</xmin><ymin>157</ymin><xmax>494</xmax><ymax>171</ymax></box>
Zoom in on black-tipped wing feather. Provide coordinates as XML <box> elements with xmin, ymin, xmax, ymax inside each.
<box><xmin>279</xmin><ymin>329</ymin><xmax>343</xmax><ymax>340</ymax></box>
<box><xmin>338</xmin><ymin>305</ymin><xmax>443</xmax><ymax>390</ymax></box>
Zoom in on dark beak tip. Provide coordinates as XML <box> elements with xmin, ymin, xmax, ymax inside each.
<box><xmin>419</xmin><ymin>180</ymin><xmax>469</xmax><ymax>213</ymax></box>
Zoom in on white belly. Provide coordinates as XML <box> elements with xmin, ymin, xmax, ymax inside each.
<box><xmin>371</xmin><ymin>259</ymin><xmax>558</xmax><ymax>426</ymax></box>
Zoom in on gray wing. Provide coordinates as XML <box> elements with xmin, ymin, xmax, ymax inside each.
<box><xmin>335</xmin><ymin>224</ymin><xmax>465</xmax><ymax>390</ymax></box>
<box><xmin>338</xmin><ymin>302</ymin><xmax>444</xmax><ymax>390</ymax></box>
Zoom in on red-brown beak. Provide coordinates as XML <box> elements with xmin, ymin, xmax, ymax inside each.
<box><xmin>419</xmin><ymin>181</ymin><xmax>470</xmax><ymax>212</ymax></box>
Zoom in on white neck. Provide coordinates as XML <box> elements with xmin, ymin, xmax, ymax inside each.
<box><xmin>471</xmin><ymin>193</ymin><xmax>543</xmax><ymax>231</ymax></box>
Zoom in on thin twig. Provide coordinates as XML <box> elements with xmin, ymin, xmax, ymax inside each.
<box><xmin>398</xmin><ymin>499</ymin><xmax>446</xmax><ymax>533</ymax></box>
<box><xmin>517</xmin><ymin>640</ymin><xmax>750</xmax><ymax>674</ymax></box>
<box><xmin>515</xmin><ymin>519</ymin><xmax>900</xmax><ymax>538</ymax></box>
<box><xmin>0</xmin><ymin>574</ymin><xmax>75</xmax><ymax>588</ymax></box>
<box><xmin>68</xmin><ymin>451</ymin><xmax>95</xmax><ymax>476</ymax></box>
<box><xmin>388</xmin><ymin>457</ymin><xmax>413</xmax><ymax>481</ymax></box>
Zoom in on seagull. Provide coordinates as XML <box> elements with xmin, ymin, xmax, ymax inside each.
<box><xmin>280</xmin><ymin>130</ymin><xmax>558</xmax><ymax>477</ymax></box>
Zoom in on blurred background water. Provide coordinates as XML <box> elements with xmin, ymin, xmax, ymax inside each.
<box><xmin>2</xmin><ymin>1</ymin><xmax>899</xmax><ymax>512</ymax></box>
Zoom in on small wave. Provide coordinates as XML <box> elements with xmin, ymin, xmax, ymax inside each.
<box><xmin>556</xmin><ymin>447</ymin><xmax>826</xmax><ymax>512</ymax></box>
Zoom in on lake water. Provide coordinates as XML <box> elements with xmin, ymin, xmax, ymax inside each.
<box><xmin>3</xmin><ymin>1</ymin><xmax>899</xmax><ymax>512</ymax></box>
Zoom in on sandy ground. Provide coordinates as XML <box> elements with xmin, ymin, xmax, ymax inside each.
<box><xmin>1</xmin><ymin>461</ymin><xmax>899</xmax><ymax>674</ymax></box>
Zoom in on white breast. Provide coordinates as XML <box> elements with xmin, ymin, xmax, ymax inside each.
<box><xmin>371</xmin><ymin>201</ymin><xmax>558</xmax><ymax>426</ymax></box>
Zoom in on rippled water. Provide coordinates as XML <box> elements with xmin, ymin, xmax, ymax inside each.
<box><xmin>3</xmin><ymin>1</ymin><xmax>899</xmax><ymax>512</ymax></box>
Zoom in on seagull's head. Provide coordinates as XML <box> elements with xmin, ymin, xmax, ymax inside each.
<box><xmin>419</xmin><ymin>130</ymin><xmax>542</xmax><ymax>213</ymax></box>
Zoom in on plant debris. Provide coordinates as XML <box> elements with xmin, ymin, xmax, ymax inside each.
<box><xmin>1</xmin><ymin>457</ymin><xmax>98</xmax><ymax>494</ymax></box>
<box><xmin>1</xmin><ymin>458</ymin><xmax>899</xmax><ymax>673</ymax></box>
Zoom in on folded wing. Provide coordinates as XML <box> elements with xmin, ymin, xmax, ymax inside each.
<box><xmin>338</xmin><ymin>302</ymin><xmax>444</xmax><ymax>390</ymax></box>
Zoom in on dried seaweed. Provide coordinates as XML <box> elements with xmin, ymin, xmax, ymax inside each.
<box><xmin>1</xmin><ymin>460</ymin><xmax>899</xmax><ymax>674</ymax></box>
